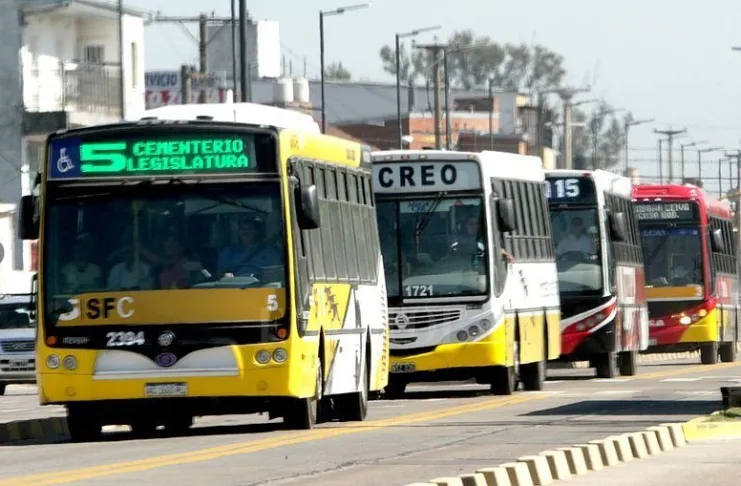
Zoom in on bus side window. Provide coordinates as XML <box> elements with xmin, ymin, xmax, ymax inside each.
<box><xmin>489</xmin><ymin>188</ymin><xmax>507</xmax><ymax>297</ymax></box>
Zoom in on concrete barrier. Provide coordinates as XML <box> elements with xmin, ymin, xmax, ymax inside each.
<box><xmin>589</xmin><ymin>438</ymin><xmax>620</xmax><ymax>466</ymax></box>
<box><xmin>555</xmin><ymin>446</ymin><xmax>588</xmax><ymax>475</ymax></box>
<box><xmin>0</xmin><ymin>417</ymin><xmax>67</xmax><ymax>444</ymax></box>
<box><xmin>641</xmin><ymin>430</ymin><xmax>661</xmax><ymax>455</ymax></box>
<box><xmin>538</xmin><ymin>450</ymin><xmax>572</xmax><ymax>480</ymax></box>
<box><xmin>500</xmin><ymin>462</ymin><xmax>534</xmax><ymax>486</ymax></box>
<box><xmin>661</xmin><ymin>423</ymin><xmax>687</xmax><ymax>447</ymax></box>
<box><xmin>608</xmin><ymin>434</ymin><xmax>634</xmax><ymax>462</ymax></box>
<box><xmin>573</xmin><ymin>443</ymin><xmax>604</xmax><ymax>471</ymax></box>
<box><xmin>647</xmin><ymin>425</ymin><xmax>675</xmax><ymax>451</ymax></box>
<box><xmin>475</xmin><ymin>467</ymin><xmax>512</xmax><ymax>486</ymax></box>
<box><xmin>459</xmin><ymin>473</ymin><xmax>487</xmax><ymax>486</ymax></box>
<box><xmin>517</xmin><ymin>455</ymin><xmax>553</xmax><ymax>485</ymax></box>
<box><xmin>627</xmin><ymin>432</ymin><xmax>649</xmax><ymax>459</ymax></box>
<box><xmin>430</xmin><ymin>478</ymin><xmax>464</xmax><ymax>486</ymax></box>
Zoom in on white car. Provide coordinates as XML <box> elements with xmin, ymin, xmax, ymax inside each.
<box><xmin>0</xmin><ymin>294</ymin><xmax>36</xmax><ymax>395</ymax></box>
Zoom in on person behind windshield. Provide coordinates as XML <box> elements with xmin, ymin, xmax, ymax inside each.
<box><xmin>218</xmin><ymin>216</ymin><xmax>281</xmax><ymax>278</ymax></box>
<box><xmin>61</xmin><ymin>234</ymin><xmax>102</xmax><ymax>293</ymax></box>
<box><xmin>159</xmin><ymin>237</ymin><xmax>190</xmax><ymax>289</ymax></box>
<box><xmin>450</xmin><ymin>217</ymin><xmax>485</xmax><ymax>254</ymax></box>
<box><xmin>556</xmin><ymin>216</ymin><xmax>596</xmax><ymax>256</ymax></box>
<box><xmin>107</xmin><ymin>245</ymin><xmax>155</xmax><ymax>290</ymax></box>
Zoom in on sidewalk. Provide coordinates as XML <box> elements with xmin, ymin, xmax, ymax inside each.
<box><xmin>566</xmin><ymin>437</ymin><xmax>741</xmax><ymax>486</ymax></box>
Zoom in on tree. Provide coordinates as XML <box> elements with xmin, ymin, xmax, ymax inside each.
<box><xmin>377</xmin><ymin>29</ymin><xmax>566</xmax><ymax>92</ymax></box>
<box><xmin>570</xmin><ymin>102</ymin><xmax>626</xmax><ymax>170</ymax></box>
<box><xmin>325</xmin><ymin>62</ymin><xmax>351</xmax><ymax>81</ymax></box>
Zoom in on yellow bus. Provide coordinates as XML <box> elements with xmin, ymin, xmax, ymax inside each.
<box><xmin>18</xmin><ymin>102</ymin><xmax>389</xmax><ymax>440</ymax></box>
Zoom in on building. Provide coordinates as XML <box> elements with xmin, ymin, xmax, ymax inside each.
<box><xmin>0</xmin><ymin>0</ymin><xmax>147</xmax><ymax>271</ymax></box>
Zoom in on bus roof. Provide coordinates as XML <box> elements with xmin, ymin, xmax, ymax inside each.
<box><xmin>633</xmin><ymin>183</ymin><xmax>734</xmax><ymax>220</ymax></box>
<box><xmin>545</xmin><ymin>169</ymin><xmax>632</xmax><ymax>198</ymax></box>
<box><xmin>371</xmin><ymin>149</ymin><xmax>545</xmax><ymax>182</ymax></box>
<box><xmin>129</xmin><ymin>102</ymin><xmax>321</xmax><ymax>133</ymax></box>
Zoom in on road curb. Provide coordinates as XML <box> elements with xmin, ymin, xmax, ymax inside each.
<box><xmin>403</xmin><ymin>421</ymin><xmax>706</xmax><ymax>486</ymax></box>
<box><xmin>0</xmin><ymin>417</ymin><xmax>67</xmax><ymax>444</ymax></box>
<box><xmin>552</xmin><ymin>350</ymin><xmax>702</xmax><ymax>370</ymax></box>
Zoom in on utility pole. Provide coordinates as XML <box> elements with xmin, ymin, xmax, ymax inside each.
<box><xmin>654</xmin><ymin>127</ymin><xmax>686</xmax><ymax>183</ymax></box>
<box><xmin>414</xmin><ymin>42</ymin><xmax>448</xmax><ymax>150</ymax></box>
<box><xmin>624</xmin><ymin>117</ymin><xmax>654</xmax><ymax>173</ymax></box>
<box><xmin>117</xmin><ymin>0</ymin><xmax>125</xmax><ymax>118</ymax></box>
<box><xmin>552</xmin><ymin>86</ymin><xmax>590</xmax><ymax>169</ymax></box>
<box><xmin>680</xmin><ymin>141</ymin><xmax>705</xmax><ymax>182</ymax></box>
<box><xmin>725</xmin><ymin>150</ymin><xmax>741</xmax><ymax>202</ymax></box>
<box><xmin>698</xmin><ymin>146</ymin><xmax>723</xmax><ymax>184</ymax></box>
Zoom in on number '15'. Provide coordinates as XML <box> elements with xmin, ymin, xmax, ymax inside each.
<box><xmin>80</xmin><ymin>142</ymin><xmax>128</xmax><ymax>173</ymax></box>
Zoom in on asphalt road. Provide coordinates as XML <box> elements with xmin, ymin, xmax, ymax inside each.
<box><xmin>0</xmin><ymin>358</ymin><xmax>739</xmax><ymax>486</ymax></box>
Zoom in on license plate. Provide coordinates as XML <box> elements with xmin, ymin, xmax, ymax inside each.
<box><xmin>391</xmin><ymin>363</ymin><xmax>416</xmax><ymax>373</ymax></box>
<box><xmin>144</xmin><ymin>383</ymin><xmax>187</xmax><ymax>397</ymax></box>
<box><xmin>8</xmin><ymin>359</ymin><xmax>30</xmax><ymax>369</ymax></box>
<box><xmin>649</xmin><ymin>338</ymin><xmax>658</xmax><ymax>346</ymax></box>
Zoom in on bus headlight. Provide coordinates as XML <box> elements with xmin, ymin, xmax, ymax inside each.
<box><xmin>256</xmin><ymin>350</ymin><xmax>271</xmax><ymax>364</ymax></box>
<box><xmin>468</xmin><ymin>325</ymin><xmax>480</xmax><ymax>338</ymax></box>
<box><xmin>62</xmin><ymin>355</ymin><xmax>77</xmax><ymax>370</ymax></box>
<box><xmin>456</xmin><ymin>330</ymin><xmax>468</xmax><ymax>342</ymax></box>
<box><xmin>46</xmin><ymin>354</ymin><xmax>60</xmax><ymax>369</ymax></box>
<box><xmin>273</xmin><ymin>348</ymin><xmax>288</xmax><ymax>363</ymax></box>
<box><xmin>679</xmin><ymin>316</ymin><xmax>692</xmax><ymax>325</ymax></box>
<box><xmin>478</xmin><ymin>319</ymin><xmax>493</xmax><ymax>330</ymax></box>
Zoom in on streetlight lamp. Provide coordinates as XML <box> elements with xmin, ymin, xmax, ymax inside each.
<box><xmin>680</xmin><ymin>141</ymin><xmax>706</xmax><ymax>182</ymax></box>
<box><xmin>395</xmin><ymin>25</ymin><xmax>441</xmax><ymax>148</ymax></box>
<box><xmin>698</xmin><ymin>146</ymin><xmax>723</xmax><ymax>184</ymax></box>
<box><xmin>624</xmin><ymin>117</ymin><xmax>654</xmax><ymax>173</ymax></box>
<box><xmin>319</xmin><ymin>3</ymin><xmax>370</xmax><ymax>134</ymax></box>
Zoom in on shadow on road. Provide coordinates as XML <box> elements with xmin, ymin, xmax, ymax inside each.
<box><xmin>523</xmin><ymin>399</ymin><xmax>718</xmax><ymax>417</ymax></box>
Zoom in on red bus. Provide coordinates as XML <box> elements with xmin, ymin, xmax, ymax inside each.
<box><xmin>633</xmin><ymin>184</ymin><xmax>739</xmax><ymax>364</ymax></box>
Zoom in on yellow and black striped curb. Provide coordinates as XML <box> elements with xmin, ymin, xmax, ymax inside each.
<box><xmin>0</xmin><ymin>417</ymin><xmax>68</xmax><ymax>444</ymax></box>
<box><xmin>404</xmin><ymin>416</ymin><xmax>741</xmax><ymax>486</ymax></box>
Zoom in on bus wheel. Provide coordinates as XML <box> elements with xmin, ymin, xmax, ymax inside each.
<box><xmin>335</xmin><ymin>353</ymin><xmax>369</xmax><ymax>422</ymax></box>
<box><xmin>618</xmin><ymin>351</ymin><xmax>638</xmax><ymax>376</ymax></box>
<box><xmin>284</xmin><ymin>361</ymin><xmax>322</xmax><ymax>430</ymax></box>
<box><xmin>0</xmin><ymin>384</ymin><xmax>5</xmax><ymax>396</ymax></box>
<box><xmin>67</xmin><ymin>407</ymin><xmax>101</xmax><ymax>443</ymax></box>
<box><xmin>701</xmin><ymin>343</ymin><xmax>719</xmax><ymax>365</ymax></box>
<box><xmin>595</xmin><ymin>352</ymin><xmax>617</xmax><ymax>378</ymax></box>
<box><xmin>130</xmin><ymin>418</ymin><xmax>159</xmax><ymax>439</ymax></box>
<box><xmin>383</xmin><ymin>376</ymin><xmax>408</xmax><ymax>399</ymax></box>
<box><xmin>720</xmin><ymin>342</ymin><xmax>736</xmax><ymax>363</ymax></box>
<box><xmin>163</xmin><ymin>415</ymin><xmax>193</xmax><ymax>436</ymax></box>
<box><xmin>490</xmin><ymin>366</ymin><xmax>516</xmax><ymax>395</ymax></box>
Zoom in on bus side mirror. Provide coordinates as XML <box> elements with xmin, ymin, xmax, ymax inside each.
<box><xmin>297</xmin><ymin>185</ymin><xmax>321</xmax><ymax>230</ymax></box>
<box><xmin>711</xmin><ymin>228</ymin><xmax>724</xmax><ymax>253</ymax></box>
<box><xmin>608</xmin><ymin>211</ymin><xmax>628</xmax><ymax>242</ymax></box>
<box><xmin>18</xmin><ymin>195</ymin><xmax>39</xmax><ymax>240</ymax></box>
<box><xmin>496</xmin><ymin>198</ymin><xmax>516</xmax><ymax>233</ymax></box>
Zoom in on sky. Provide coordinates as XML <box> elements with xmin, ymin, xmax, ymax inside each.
<box><xmin>126</xmin><ymin>0</ymin><xmax>741</xmax><ymax>192</ymax></box>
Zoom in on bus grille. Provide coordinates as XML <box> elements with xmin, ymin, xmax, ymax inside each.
<box><xmin>0</xmin><ymin>340</ymin><xmax>34</xmax><ymax>353</ymax></box>
<box><xmin>389</xmin><ymin>309</ymin><xmax>462</xmax><ymax>330</ymax></box>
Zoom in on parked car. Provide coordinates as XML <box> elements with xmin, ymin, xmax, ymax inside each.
<box><xmin>0</xmin><ymin>294</ymin><xmax>36</xmax><ymax>395</ymax></box>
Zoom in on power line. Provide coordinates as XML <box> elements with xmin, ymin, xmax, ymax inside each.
<box><xmin>654</xmin><ymin>127</ymin><xmax>686</xmax><ymax>182</ymax></box>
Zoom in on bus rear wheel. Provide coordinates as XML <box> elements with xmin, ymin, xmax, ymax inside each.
<box><xmin>701</xmin><ymin>342</ymin><xmax>719</xmax><ymax>365</ymax></box>
<box><xmin>719</xmin><ymin>342</ymin><xmax>736</xmax><ymax>363</ymax></box>
<box><xmin>618</xmin><ymin>350</ymin><xmax>638</xmax><ymax>376</ymax></box>
<box><xmin>383</xmin><ymin>376</ymin><xmax>408</xmax><ymax>399</ymax></box>
<box><xmin>490</xmin><ymin>365</ymin><xmax>517</xmax><ymax>395</ymax></box>
<box><xmin>335</xmin><ymin>352</ymin><xmax>369</xmax><ymax>422</ymax></box>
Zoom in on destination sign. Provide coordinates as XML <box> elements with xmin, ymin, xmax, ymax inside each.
<box><xmin>635</xmin><ymin>202</ymin><xmax>697</xmax><ymax>221</ymax></box>
<box><xmin>48</xmin><ymin>128</ymin><xmax>274</xmax><ymax>179</ymax></box>
<box><xmin>372</xmin><ymin>161</ymin><xmax>482</xmax><ymax>194</ymax></box>
<box><xmin>544</xmin><ymin>176</ymin><xmax>596</xmax><ymax>204</ymax></box>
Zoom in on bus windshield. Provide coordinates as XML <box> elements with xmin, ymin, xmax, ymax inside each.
<box><xmin>43</xmin><ymin>182</ymin><xmax>286</xmax><ymax>321</ymax></box>
<box><xmin>549</xmin><ymin>207</ymin><xmax>602</xmax><ymax>293</ymax></box>
<box><xmin>376</xmin><ymin>196</ymin><xmax>489</xmax><ymax>300</ymax></box>
<box><xmin>640</xmin><ymin>226</ymin><xmax>703</xmax><ymax>287</ymax></box>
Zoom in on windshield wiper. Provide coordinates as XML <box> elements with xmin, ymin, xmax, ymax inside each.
<box><xmin>414</xmin><ymin>192</ymin><xmax>446</xmax><ymax>239</ymax></box>
<box><xmin>188</xmin><ymin>186</ymin><xmax>269</xmax><ymax>216</ymax></box>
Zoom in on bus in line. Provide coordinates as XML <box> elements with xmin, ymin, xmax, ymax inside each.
<box><xmin>371</xmin><ymin>150</ymin><xmax>561</xmax><ymax>396</ymax></box>
<box><xmin>18</xmin><ymin>102</ymin><xmax>389</xmax><ymax>440</ymax></box>
<box><xmin>545</xmin><ymin>170</ymin><xmax>649</xmax><ymax>378</ymax></box>
<box><xmin>633</xmin><ymin>183</ymin><xmax>739</xmax><ymax>364</ymax></box>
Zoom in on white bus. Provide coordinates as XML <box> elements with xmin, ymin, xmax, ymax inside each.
<box><xmin>545</xmin><ymin>169</ymin><xmax>649</xmax><ymax>377</ymax></box>
<box><xmin>371</xmin><ymin>150</ymin><xmax>561</xmax><ymax>396</ymax></box>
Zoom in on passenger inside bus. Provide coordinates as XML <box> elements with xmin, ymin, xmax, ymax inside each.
<box><xmin>555</xmin><ymin>216</ymin><xmax>597</xmax><ymax>256</ymax></box>
<box><xmin>218</xmin><ymin>216</ymin><xmax>282</xmax><ymax>278</ymax></box>
<box><xmin>61</xmin><ymin>234</ymin><xmax>102</xmax><ymax>293</ymax></box>
<box><xmin>106</xmin><ymin>245</ymin><xmax>155</xmax><ymax>290</ymax></box>
<box><xmin>158</xmin><ymin>238</ymin><xmax>190</xmax><ymax>289</ymax></box>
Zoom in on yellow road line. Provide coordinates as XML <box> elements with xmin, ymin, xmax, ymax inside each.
<box><xmin>1</xmin><ymin>393</ymin><xmax>549</xmax><ymax>486</ymax></box>
<box><xmin>633</xmin><ymin>360</ymin><xmax>741</xmax><ymax>380</ymax></box>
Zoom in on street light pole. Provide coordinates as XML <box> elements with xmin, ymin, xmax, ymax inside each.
<box><xmin>624</xmin><ymin>117</ymin><xmax>654</xmax><ymax>173</ymax></box>
<box><xmin>319</xmin><ymin>3</ymin><xmax>370</xmax><ymax>134</ymax></box>
<box><xmin>698</xmin><ymin>146</ymin><xmax>723</xmax><ymax>185</ymax></box>
<box><xmin>680</xmin><ymin>141</ymin><xmax>706</xmax><ymax>182</ymax></box>
<box><xmin>395</xmin><ymin>25</ymin><xmax>441</xmax><ymax>148</ymax></box>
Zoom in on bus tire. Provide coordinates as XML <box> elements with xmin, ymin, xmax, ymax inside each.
<box><xmin>284</xmin><ymin>360</ymin><xmax>322</xmax><ymax>430</ymax></box>
<box><xmin>720</xmin><ymin>342</ymin><xmax>736</xmax><ymax>363</ymax></box>
<box><xmin>520</xmin><ymin>335</ymin><xmax>546</xmax><ymax>391</ymax></box>
<box><xmin>130</xmin><ymin>418</ymin><xmax>159</xmax><ymax>439</ymax></box>
<box><xmin>163</xmin><ymin>415</ymin><xmax>193</xmax><ymax>436</ymax></box>
<box><xmin>384</xmin><ymin>376</ymin><xmax>408</xmax><ymax>399</ymax></box>
<box><xmin>618</xmin><ymin>350</ymin><xmax>638</xmax><ymax>376</ymax></box>
<box><xmin>490</xmin><ymin>365</ymin><xmax>516</xmax><ymax>395</ymax></box>
<box><xmin>67</xmin><ymin>406</ymin><xmax>101</xmax><ymax>443</ymax></box>
<box><xmin>0</xmin><ymin>384</ymin><xmax>5</xmax><ymax>396</ymax></box>
<box><xmin>701</xmin><ymin>342</ymin><xmax>719</xmax><ymax>365</ymax></box>
<box><xmin>595</xmin><ymin>352</ymin><xmax>617</xmax><ymax>378</ymax></box>
<box><xmin>335</xmin><ymin>341</ymin><xmax>369</xmax><ymax>422</ymax></box>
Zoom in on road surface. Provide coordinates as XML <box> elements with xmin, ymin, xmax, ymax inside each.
<box><xmin>0</xmin><ymin>358</ymin><xmax>738</xmax><ymax>486</ymax></box>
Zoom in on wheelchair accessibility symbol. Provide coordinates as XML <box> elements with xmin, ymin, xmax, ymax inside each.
<box><xmin>57</xmin><ymin>148</ymin><xmax>74</xmax><ymax>173</ymax></box>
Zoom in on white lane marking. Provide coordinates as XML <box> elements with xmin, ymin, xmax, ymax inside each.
<box><xmin>591</xmin><ymin>378</ymin><xmax>632</xmax><ymax>383</ymax></box>
<box><xmin>0</xmin><ymin>408</ymin><xmax>27</xmax><ymax>413</ymax></box>
<box><xmin>595</xmin><ymin>389</ymin><xmax>639</xmax><ymax>395</ymax></box>
<box><xmin>682</xmin><ymin>391</ymin><xmax>719</xmax><ymax>396</ymax></box>
<box><xmin>660</xmin><ymin>378</ymin><xmax>701</xmax><ymax>382</ymax></box>
<box><xmin>546</xmin><ymin>380</ymin><xmax>564</xmax><ymax>384</ymax></box>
